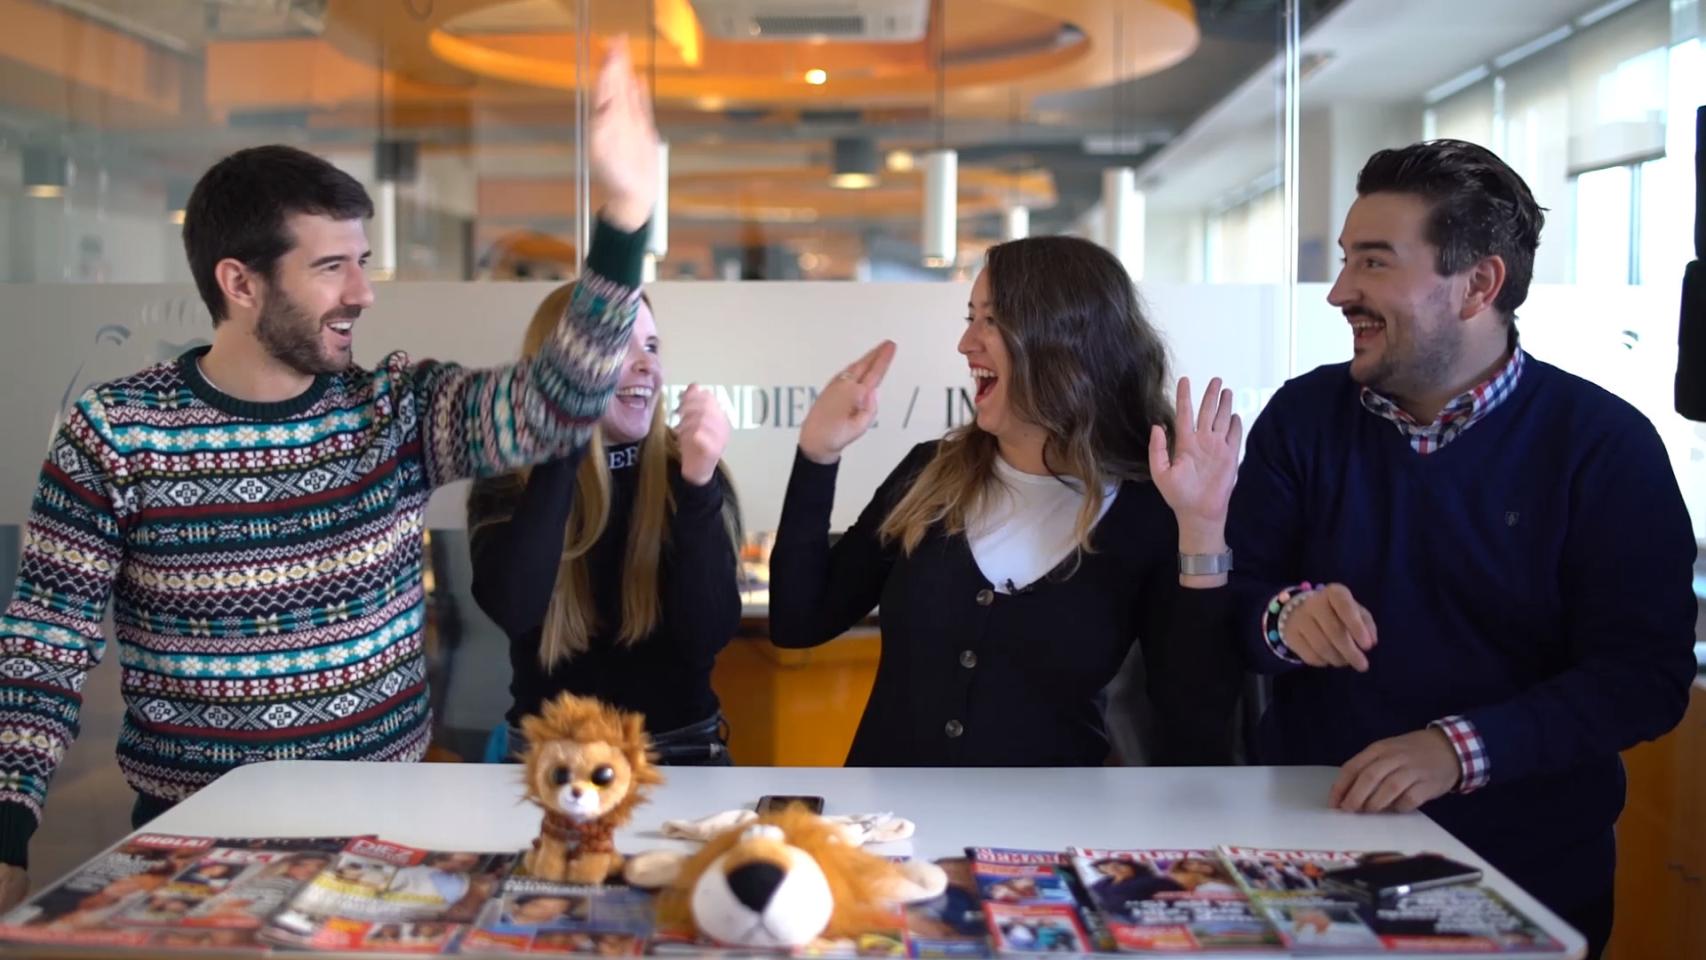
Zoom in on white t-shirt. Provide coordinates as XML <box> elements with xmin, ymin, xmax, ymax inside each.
<box><xmin>966</xmin><ymin>455</ymin><xmax>1117</xmax><ymax>594</ymax></box>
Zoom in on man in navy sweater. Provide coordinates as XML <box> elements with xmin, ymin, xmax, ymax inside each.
<box><xmin>1226</xmin><ymin>140</ymin><xmax>1697</xmax><ymax>959</ymax></box>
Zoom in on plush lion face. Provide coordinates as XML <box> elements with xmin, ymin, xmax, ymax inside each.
<box><xmin>663</xmin><ymin>807</ymin><xmax>903</xmax><ymax>949</ymax></box>
<box><xmin>519</xmin><ymin>695</ymin><xmax>662</xmax><ymax>825</ymax></box>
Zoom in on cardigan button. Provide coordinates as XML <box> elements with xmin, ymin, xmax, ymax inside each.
<box><xmin>959</xmin><ymin>650</ymin><xmax>978</xmax><ymax>669</ymax></box>
<box><xmin>975</xmin><ymin>588</ymin><xmax>994</xmax><ymax>606</ymax></box>
<box><xmin>944</xmin><ymin>719</ymin><xmax>964</xmax><ymax>738</ymax></box>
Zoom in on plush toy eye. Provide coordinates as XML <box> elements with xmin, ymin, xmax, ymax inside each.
<box><xmin>591</xmin><ymin>765</ymin><xmax>616</xmax><ymax>787</ymax></box>
<box><xmin>551</xmin><ymin>766</ymin><xmax>570</xmax><ymax>787</ymax></box>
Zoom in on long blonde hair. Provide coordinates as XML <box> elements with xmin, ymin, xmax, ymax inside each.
<box><xmin>494</xmin><ymin>283</ymin><xmax>735</xmax><ymax>669</ymax></box>
<box><xmin>878</xmin><ymin>236</ymin><xmax>1173</xmax><ymax>560</ymax></box>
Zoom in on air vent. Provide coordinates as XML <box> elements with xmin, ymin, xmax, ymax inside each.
<box><xmin>753</xmin><ymin>14</ymin><xmax>864</xmax><ymax>36</ymax></box>
<box><xmin>691</xmin><ymin>1</ymin><xmax>927</xmax><ymax>43</ymax></box>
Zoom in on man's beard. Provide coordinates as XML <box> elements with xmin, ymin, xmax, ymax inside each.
<box><xmin>1353</xmin><ymin>286</ymin><xmax>1460</xmax><ymax>398</ymax></box>
<box><xmin>256</xmin><ymin>288</ymin><xmax>356</xmax><ymax>376</ymax></box>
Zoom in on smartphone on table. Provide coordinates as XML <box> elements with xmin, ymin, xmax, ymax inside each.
<box><xmin>755</xmin><ymin>795</ymin><xmax>825</xmax><ymax>815</ymax></box>
<box><xmin>1323</xmin><ymin>854</ymin><xmax>1482</xmax><ymax>900</ymax></box>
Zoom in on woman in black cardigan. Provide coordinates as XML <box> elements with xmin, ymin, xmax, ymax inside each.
<box><xmin>467</xmin><ymin>285</ymin><xmax>741</xmax><ymax>764</ymax></box>
<box><xmin>770</xmin><ymin>236</ymin><xmax>1244</xmax><ymax>767</ymax></box>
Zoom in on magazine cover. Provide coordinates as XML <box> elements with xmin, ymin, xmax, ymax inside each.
<box><xmin>963</xmin><ymin>849</ymin><xmax>1076</xmax><ymax>906</ymax></box>
<box><xmin>145</xmin><ymin>837</ymin><xmax>352</xmax><ymax>932</ymax></box>
<box><xmin>462</xmin><ymin>875</ymin><xmax>654</xmax><ymax>955</ymax></box>
<box><xmin>1218</xmin><ymin>847</ymin><xmax>1563</xmax><ymax>954</ymax></box>
<box><xmin>262</xmin><ymin>837</ymin><xmax>516</xmax><ymax>953</ymax></box>
<box><xmin>0</xmin><ymin>834</ymin><xmax>215</xmax><ymax>948</ymax></box>
<box><xmin>460</xmin><ymin>928</ymin><xmax>648</xmax><ymax>956</ymax></box>
<box><xmin>0</xmin><ymin>834</ymin><xmax>352</xmax><ymax>952</ymax></box>
<box><xmin>902</xmin><ymin>858</ymin><xmax>991</xmax><ymax>959</ymax></box>
<box><xmin>1069</xmin><ymin>848</ymin><xmax>1278</xmax><ymax>952</ymax></box>
<box><xmin>983</xmin><ymin>902</ymin><xmax>1091</xmax><ymax>955</ymax></box>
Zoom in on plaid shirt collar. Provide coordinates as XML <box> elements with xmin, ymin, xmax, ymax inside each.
<box><xmin>1359</xmin><ymin>345</ymin><xmax>1526</xmax><ymax>455</ymax></box>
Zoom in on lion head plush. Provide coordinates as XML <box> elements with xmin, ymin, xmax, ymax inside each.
<box><xmin>652</xmin><ymin>807</ymin><xmax>943</xmax><ymax>950</ymax></box>
<box><xmin>518</xmin><ymin>694</ymin><xmax>664</xmax><ymax>885</ymax></box>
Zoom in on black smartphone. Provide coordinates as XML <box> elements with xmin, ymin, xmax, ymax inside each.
<box><xmin>755</xmin><ymin>794</ymin><xmax>825</xmax><ymax>815</ymax></box>
<box><xmin>1322</xmin><ymin>854</ymin><xmax>1482</xmax><ymax>900</ymax></box>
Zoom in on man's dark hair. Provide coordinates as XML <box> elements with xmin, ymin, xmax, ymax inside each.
<box><xmin>1356</xmin><ymin>139</ymin><xmax>1545</xmax><ymax>318</ymax></box>
<box><xmin>182</xmin><ymin>145</ymin><xmax>373</xmax><ymax>324</ymax></box>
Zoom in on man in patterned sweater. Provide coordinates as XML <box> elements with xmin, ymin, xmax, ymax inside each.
<box><xmin>0</xmin><ymin>42</ymin><xmax>660</xmax><ymax>907</ymax></box>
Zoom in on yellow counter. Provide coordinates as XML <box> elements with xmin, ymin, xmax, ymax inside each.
<box><xmin>709</xmin><ymin>615</ymin><xmax>880</xmax><ymax>767</ymax></box>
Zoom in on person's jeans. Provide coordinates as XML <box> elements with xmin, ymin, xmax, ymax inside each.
<box><xmin>1560</xmin><ymin>889</ymin><xmax>1613</xmax><ymax>960</ymax></box>
<box><xmin>131</xmin><ymin>792</ymin><xmax>176</xmax><ymax>829</ymax></box>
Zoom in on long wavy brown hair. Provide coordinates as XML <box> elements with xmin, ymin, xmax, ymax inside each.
<box><xmin>483</xmin><ymin>284</ymin><xmax>739</xmax><ymax>669</ymax></box>
<box><xmin>878</xmin><ymin>236</ymin><xmax>1173</xmax><ymax>559</ymax></box>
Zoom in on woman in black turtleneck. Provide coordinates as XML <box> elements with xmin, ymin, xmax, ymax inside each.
<box><xmin>466</xmin><ymin>284</ymin><xmax>741</xmax><ymax>764</ymax></box>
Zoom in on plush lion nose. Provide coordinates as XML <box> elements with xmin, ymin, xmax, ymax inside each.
<box><xmin>726</xmin><ymin>862</ymin><xmax>785</xmax><ymax>912</ymax></box>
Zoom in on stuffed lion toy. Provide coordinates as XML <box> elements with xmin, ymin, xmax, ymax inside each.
<box><xmin>518</xmin><ymin>694</ymin><xmax>664</xmax><ymax>885</ymax></box>
<box><xmin>647</xmin><ymin>806</ymin><xmax>944</xmax><ymax>949</ymax></box>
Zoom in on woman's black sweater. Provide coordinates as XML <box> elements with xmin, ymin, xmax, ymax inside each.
<box><xmin>468</xmin><ymin>443</ymin><xmax>740</xmax><ymax>731</ymax></box>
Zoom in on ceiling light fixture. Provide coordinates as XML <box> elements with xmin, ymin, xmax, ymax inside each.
<box><xmin>831</xmin><ymin>137</ymin><xmax>879</xmax><ymax>189</ymax></box>
<box><xmin>23</xmin><ymin>146</ymin><xmax>67</xmax><ymax>199</ymax></box>
<box><xmin>920</xmin><ymin>0</ymin><xmax>955</xmax><ymax>267</ymax></box>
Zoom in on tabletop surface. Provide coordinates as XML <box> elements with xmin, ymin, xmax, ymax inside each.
<box><xmin>124</xmin><ymin>761</ymin><xmax>1587</xmax><ymax>959</ymax></box>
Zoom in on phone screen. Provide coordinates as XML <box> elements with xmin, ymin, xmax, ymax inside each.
<box><xmin>755</xmin><ymin>795</ymin><xmax>825</xmax><ymax>815</ymax></box>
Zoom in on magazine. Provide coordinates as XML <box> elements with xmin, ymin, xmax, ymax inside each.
<box><xmin>1218</xmin><ymin>847</ymin><xmax>1564</xmax><ymax>954</ymax></box>
<box><xmin>262</xmin><ymin>837</ymin><xmax>517</xmax><ymax>953</ymax></box>
<box><xmin>461</xmin><ymin>874</ymin><xmax>654</xmax><ymax>955</ymax></box>
<box><xmin>0</xmin><ymin>834</ymin><xmax>214</xmax><ymax>949</ymax></box>
<box><xmin>901</xmin><ymin>858</ymin><xmax>992</xmax><ymax>959</ymax></box>
<box><xmin>983</xmin><ymin>902</ymin><xmax>1092</xmax><ymax>955</ymax></box>
<box><xmin>460</xmin><ymin>929</ymin><xmax>649</xmax><ymax>956</ymax></box>
<box><xmin>1068</xmin><ymin>848</ymin><xmax>1278</xmax><ymax>953</ymax></box>
<box><xmin>963</xmin><ymin>849</ymin><xmax>1077</xmax><ymax>907</ymax></box>
<box><xmin>0</xmin><ymin>834</ymin><xmax>351</xmax><ymax>952</ymax></box>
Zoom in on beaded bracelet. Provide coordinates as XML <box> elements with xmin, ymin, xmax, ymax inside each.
<box><xmin>1263</xmin><ymin>581</ymin><xmax>1318</xmax><ymax>652</ymax></box>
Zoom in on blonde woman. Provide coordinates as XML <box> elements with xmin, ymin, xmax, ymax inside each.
<box><xmin>771</xmin><ymin>235</ymin><xmax>1244</xmax><ymax>767</ymax></box>
<box><xmin>468</xmin><ymin>289</ymin><xmax>740</xmax><ymax>764</ymax></box>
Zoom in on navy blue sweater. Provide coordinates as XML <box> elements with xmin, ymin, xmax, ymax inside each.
<box><xmin>1226</xmin><ymin>356</ymin><xmax>1697</xmax><ymax>916</ymax></box>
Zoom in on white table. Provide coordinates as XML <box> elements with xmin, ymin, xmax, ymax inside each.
<box><xmin>129</xmin><ymin>762</ymin><xmax>1581</xmax><ymax>959</ymax></box>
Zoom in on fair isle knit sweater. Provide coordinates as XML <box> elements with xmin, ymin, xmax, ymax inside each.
<box><xmin>0</xmin><ymin>219</ymin><xmax>649</xmax><ymax>867</ymax></box>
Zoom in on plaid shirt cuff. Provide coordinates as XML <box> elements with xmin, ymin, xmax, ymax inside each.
<box><xmin>1430</xmin><ymin>716</ymin><xmax>1490</xmax><ymax>793</ymax></box>
<box><xmin>1260</xmin><ymin>584</ymin><xmax>1314</xmax><ymax>665</ymax></box>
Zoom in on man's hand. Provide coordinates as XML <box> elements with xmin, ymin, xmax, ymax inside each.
<box><xmin>1329</xmin><ymin>728</ymin><xmax>1462</xmax><ymax>813</ymax></box>
<box><xmin>587</xmin><ymin>37</ymin><xmax>659</xmax><ymax>232</ymax></box>
<box><xmin>0</xmin><ymin>864</ymin><xmax>28</xmax><ymax>911</ymax></box>
<box><xmin>1282</xmin><ymin>583</ymin><xmax>1378</xmax><ymax>671</ymax></box>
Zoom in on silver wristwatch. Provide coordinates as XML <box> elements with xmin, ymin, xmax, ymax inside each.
<box><xmin>1178</xmin><ymin>550</ymin><xmax>1234</xmax><ymax>575</ymax></box>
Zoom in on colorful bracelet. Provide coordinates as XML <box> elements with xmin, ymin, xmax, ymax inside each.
<box><xmin>1263</xmin><ymin>581</ymin><xmax>1318</xmax><ymax>651</ymax></box>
